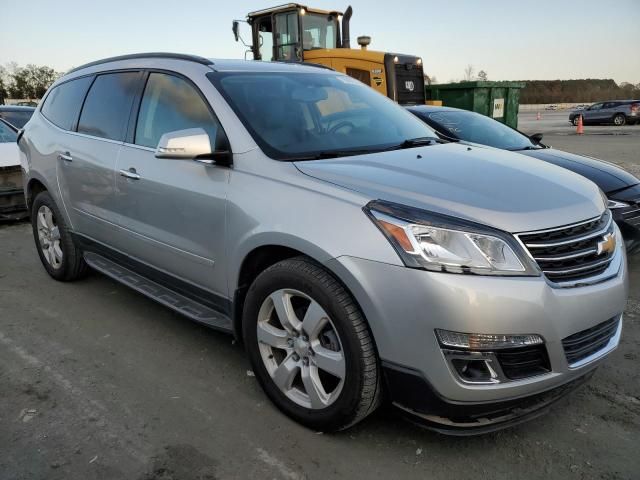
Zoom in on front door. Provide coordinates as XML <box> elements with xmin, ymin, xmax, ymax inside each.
<box><xmin>583</xmin><ymin>102</ymin><xmax>604</xmax><ymax>123</ymax></box>
<box><xmin>274</xmin><ymin>10</ymin><xmax>301</xmax><ymax>61</ymax></box>
<box><xmin>113</xmin><ymin>71</ymin><xmax>230</xmax><ymax>296</ymax></box>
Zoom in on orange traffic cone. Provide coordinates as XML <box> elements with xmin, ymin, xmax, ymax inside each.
<box><xmin>536</xmin><ymin>111</ymin><xmax>541</xmax><ymax>121</ymax></box>
<box><xmin>576</xmin><ymin>115</ymin><xmax>584</xmax><ymax>135</ymax></box>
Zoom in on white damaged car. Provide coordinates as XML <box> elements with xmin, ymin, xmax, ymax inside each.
<box><xmin>0</xmin><ymin>118</ymin><xmax>28</xmax><ymax>220</ymax></box>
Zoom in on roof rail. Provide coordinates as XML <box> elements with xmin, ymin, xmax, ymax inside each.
<box><xmin>67</xmin><ymin>52</ymin><xmax>214</xmax><ymax>74</ymax></box>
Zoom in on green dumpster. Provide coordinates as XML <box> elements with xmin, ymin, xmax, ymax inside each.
<box><xmin>425</xmin><ymin>81</ymin><xmax>525</xmax><ymax>128</ymax></box>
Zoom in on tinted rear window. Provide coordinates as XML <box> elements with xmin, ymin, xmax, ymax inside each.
<box><xmin>0</xmin><ymin>111</ymin><xmax>33</xmax><ymax>129</ymax></box>
<box><xmin>41</xmin><ymin>77</ymin><xmax>93</xmax><ymax>130</ymax></box>
<box><xmin>0</xmin><ymin>121</ymin><xmax>18</xmax><ymax>142</ymax></box>
<box><xmin>78</xmin><ymin>72</ymin><xmax>140</xmax><ymax>141</ymax></box>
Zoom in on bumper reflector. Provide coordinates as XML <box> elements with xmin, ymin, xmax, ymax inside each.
<box><xmin>436</xmin><ymin>329</ymin><xmax>544</xmax><ymax>350</ymax></box>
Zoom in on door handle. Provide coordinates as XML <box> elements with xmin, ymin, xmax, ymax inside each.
<box><xmin>119</xmin><ymin>168</ymin><xmax>141</xmax><ymax>180</ymax></box>
<box><xmin>58</xmin><ymin>152</ymin><xmax>73</xmax><ymax>162</ymax></box>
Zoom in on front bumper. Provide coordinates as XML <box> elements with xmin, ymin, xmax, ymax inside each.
<box><xmin>326</xmin><ymin>235</ymin><xmax>628</xmax><ymax>432</ymax></box>
<box><xmin>383</xmin><ymin>363</ymin><xmax>594</xmax><ymax>435</ymax></box>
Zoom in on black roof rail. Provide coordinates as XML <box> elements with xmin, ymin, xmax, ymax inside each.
<box><xmin>67</xmin><ymin>52</ymin><xmax>214</xmax><ymax>74</ymax></box>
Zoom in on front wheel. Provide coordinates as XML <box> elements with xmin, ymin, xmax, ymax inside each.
<box><xmin>243</xmin><ymin>257</ymin><xmax>381</xmax><ymax>431</ymax></box>
<box><xmin>572</xmin><ymin>116</ymin><xmax>581</xmax><ymax>126</ymax></box>
<box><xmin>613</xmin><ymin>114</ymin><xmax>626</xmax><ymax>126</ymax></box>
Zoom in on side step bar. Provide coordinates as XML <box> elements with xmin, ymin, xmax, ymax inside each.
<box><xmin>84</xmin><ymin>252</ymin><xmax>232</xmax><ymax>332</ymax></box>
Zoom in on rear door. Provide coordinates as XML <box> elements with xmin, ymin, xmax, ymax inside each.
<box><xmin>57</xmin><ymin>71</ymin><xmax>142</xmax><ymax>240</ymax></box>
<box><xmin>113</xmin><ymin>71</ymin><xmax>230</xmax><ymax>296</ymax></box>
<box><xmin>601</xmin><ymin>102</ymin><xmax>618</xmax><ymax>122</ymax></box>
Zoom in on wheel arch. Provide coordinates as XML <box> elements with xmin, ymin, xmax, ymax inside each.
<box><xmin>230</xmin><ymin>235</ymin><xmax>363</xmax><ymax>343</ymax></box>
<box><xmin>26</xmin><ymin>177</ymin><xmax>49</xmax><ymax>211</ymax></box>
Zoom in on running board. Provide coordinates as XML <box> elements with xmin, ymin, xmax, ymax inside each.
<box><xmin>84</xmin><ymin>252</ymin><xmax>232</xmax><ymax>331</ymax></box>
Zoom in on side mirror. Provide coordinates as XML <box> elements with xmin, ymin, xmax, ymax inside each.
<box><xmin>232</xmin><ymin>21</ymin><xmax>240</xmax><ymax>42</ymax></box>
<box><xmin>155</xmin><ymin>128</ymin><xmax>232</xmax><ymax>166</ymax></box>
<box><xmin>530</xmin><ymin>132</ymin><xmax>543</xmax><ymax>144</ymax></box>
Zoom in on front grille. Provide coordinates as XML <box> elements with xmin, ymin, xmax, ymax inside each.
<box><xmin>496</xmin><ymin>345</ymin><xmax>551</xmax><ymax>380</ymax></box>
<box><xmin>516</xmin><ymin>211</ymin><xmax>615</xmax><ymax>283</ymax></box>
<box><xmin>562</xmin><ymin>317</ymin><xmax>619</xmax><ymax>365</ymax></box>
<box><xmin>395</xmin><ymin>63</ymin><xmax>425</xmax><ymax>106</ymax></box>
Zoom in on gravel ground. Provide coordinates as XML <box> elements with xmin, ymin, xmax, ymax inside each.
<box><xmin>1</xmin><ymin>128</ymin><xmax>639</xmax><ymax>479</ymax></box>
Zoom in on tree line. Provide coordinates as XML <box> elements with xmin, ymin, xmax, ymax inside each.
<box><xmin>0</xmin><ymin>63</ymin><xmax>62</xmax><ymax>102</ymax></box>
<box><xmin>518</xmin><ymin>79</ymin><xmax>640</xmax><ymax>104</ymax></box>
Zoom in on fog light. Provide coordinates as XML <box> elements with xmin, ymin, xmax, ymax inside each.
<box><xmin>436</xmin><ymin>329</ymin><xmax>543</xmax><ymax>350</ymax></box>
<box><xmin>451</xmin><ymin>358</ymin><xmax>496</xmax><ymax>382</ymax></box>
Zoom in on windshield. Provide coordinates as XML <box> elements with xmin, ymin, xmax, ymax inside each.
<box><xmin>422</xmin><ymin>110</ymin><xmax>536</xmax><ymax>151</ymax></box>
<box><xmin>302</xmin><ymin>13</ymin><xmax>337</xmax><ymax>50</ymax></box>
<box><xmin>0</xmin><ymin>121</ymin><xmax>18</xmax><ymax>143</ymax></box>
<box><xmin>210</xmin><ymin>72</ymin><xmax>437</xmax><ymax>160</ymax></box>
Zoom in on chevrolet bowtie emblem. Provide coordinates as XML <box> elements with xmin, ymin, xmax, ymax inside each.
<box><xmin>596</xmin><ymin>233</ymin><xmax>616</xmax><ymax>256</ymax></box>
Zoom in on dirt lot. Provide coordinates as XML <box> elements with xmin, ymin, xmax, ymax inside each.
<box><xmin>1</xmin><ymin>126</ymin><xmax>639</xmax><ymax>479</ymax></box>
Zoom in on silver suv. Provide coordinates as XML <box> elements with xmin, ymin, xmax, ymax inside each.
<box><xmin>19</xmin><ymin>53</ymin><xmax>629</xmax><ymax>434</ymax></box>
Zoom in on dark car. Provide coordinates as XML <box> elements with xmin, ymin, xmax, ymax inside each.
<box><xmin>0</xmin><ymin>105</ymin><xmax>36</xmax><ymax>129</ymax></box>
<box><xmin>568</xmin><ymin>100</ymin><xmax>640</xmax><ymax>126</ymax></box>
<box><xmin>408</xmin><ymin>105</ymin><xmax>640</xmax><ymax>251</ymax></box>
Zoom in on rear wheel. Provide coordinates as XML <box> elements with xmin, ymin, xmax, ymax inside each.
<box><xmin>613</xmin><ymin>114</ymin><xmax>626</xmax><ymax>126</ymax></box>
<box><xmin>243</xmin><ymin>257</ymin><xmax>381</xmax><ymax>431</ymax></box>
<box><xmin>31</xmin><ymin>191</ymin><xmax>87</xmax><ymax>281</ymax></box>
<box><xmin>572</xmin><ymin>116</ymin><xmax>581</xmax><ymax>126</ymax></box>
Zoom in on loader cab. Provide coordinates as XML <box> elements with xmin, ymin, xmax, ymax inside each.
<box><xmin>248</xmin><ymin>4</ymin><xmax>341</xmax><ymax>62</ymax></box>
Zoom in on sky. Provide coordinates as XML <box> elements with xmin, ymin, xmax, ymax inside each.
<box><xmin>1</xmin><ymin>0</ymin><xmax>639</xmax><ymax>84</ymax></box>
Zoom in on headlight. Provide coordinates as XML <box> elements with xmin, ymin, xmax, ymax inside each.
<box><xmin>364</xmin><ymin>200</ymin><xmax>539</xmax><ymax>276</ymax></box>
<box><xmin>608</xmin><ymin>199</ymin><xmax>629</xmax><ymax>209</ymax></box>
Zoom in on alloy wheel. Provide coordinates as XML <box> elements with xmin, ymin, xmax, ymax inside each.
<box><xmin>256</xmin><ymin>288</ymin><xmax>346</xmax><ymax>409</ymax></box>
<box><xmin>36</xmin><ymin>205</ymin><xmax>63</xmax><ymax>269</ymax></box>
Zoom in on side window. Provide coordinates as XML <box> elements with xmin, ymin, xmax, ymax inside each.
<box><xmin>77</xmin><ymin>72</ymin><xmax>140</xmax><ymax>141</ymax></box>
<box><xmin>134</xmin><ymin>73</ymin><xmax>223</xmax><ymax>150</ymax></box>
<box><xmin>41</xmin><ymin>76</ymin><xmax>93</xmax><ymax>130</ymax></box>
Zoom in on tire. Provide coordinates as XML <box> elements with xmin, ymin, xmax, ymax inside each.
<box><xmin>242</xmin><ymin>257</ymin><xmax>381</xmax><ymax>431</ymax></box>
<box><xmin>31</xmin><ymin>190</ymin><xmax>87</xmax><ymax>281</ymax></box>
<box><xmin>613</xmin><ymin>114</ymin><xmax>626</xmax><ymax>126</ymax></box>
<box><xmin>572</xmin><ymin>116</ymin><xmax>580</xmax><ymax>126</ymax></box>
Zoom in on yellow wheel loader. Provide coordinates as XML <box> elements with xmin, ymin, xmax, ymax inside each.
<box><xmin>232</xmin><ymin>3</ymin><xmax>426</xmax><ymax>105</ymax></box>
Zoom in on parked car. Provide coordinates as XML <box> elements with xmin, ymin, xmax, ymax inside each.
<box><xmin>0</xmin><ymin>105</ymin><xmax>36</xmax><ymax>128</ymax></box>
<box><xmin>19</xmin><ymin>53</ymin><xmax>628</xmax><ymax>435</ymax></box>
<box><xmin>569</xmin><ymin>100</ymin><xmax>640</xmax><ymax>126</ymax></box>
<box><xmin>545</xmin><ymin>104</ymin><xmax>559</xmax><ymax>110</ymax></box>
<box><xmin>0</xmin><ymin>118</ymin><xmax>28</xmax><ymax>220</ymax></box>
<box><xmin>407</xmin><ymin>105</ymin><xmax>640</xmax><ymax>252</ymax></box>
<box><xmin>15</xmin><ymin>101</ymin><xmax>38</xmax><ymax>107</ymax></box>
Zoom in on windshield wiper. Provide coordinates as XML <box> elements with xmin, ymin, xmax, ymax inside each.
<box><xmin>385</xmin><ymin>137</ymin><xmax>447</xmax><ymax>151</ymax></box>
<box><xmin>286</xmin><ymin>149</ymin><xmax>382</xmax><ymax>161</ymax></box>
<box><xmin>508</xmin><ymin>145</ymin><xmax>542</xmax><ymax>151</ymax></box>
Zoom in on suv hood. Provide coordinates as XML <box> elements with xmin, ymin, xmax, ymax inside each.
<box><xmin>295</xmin><ymin>143</ymin><xmax>604</xmax><ymax>233</ymax></box>
<box><xmin>518</xmin><ymin>148</ymin><xmax>639</xmax><ymax>194</ymax></box>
